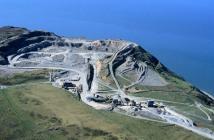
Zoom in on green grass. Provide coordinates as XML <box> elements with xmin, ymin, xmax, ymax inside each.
<box><xmin>199</xmin><ymin>107</ymin><xmax>214</xmax><ymax>131</ymax></box>
<box><xmin>130</xmin><ymin>74</ymin><xmax>213</xmax><ymax>106</ymax></box>
<box><xmin>0</xmin><ymin>83</ymin><xmax>208</xmax><ymax>140</ymax></box>
<box><xmin>130</xmin><ymin>88</ymin><xmax>214</xmax><ymax>132</ymax></box>
<box><xmin>118</xmin><ymin>72</ymin><xmax>137</xmax><ymax>83</ymax></box>
<box><xmin>165</xmin><ymin>103</ymin><xmax>213</xmax><ymax>124</ymax></box>
<box><xmin>0</xmin><ymin>69</ymin><xmax>49</xmax><ymax>85</ymax></box>
<box><xmin>131</xmin><ymin>90</ymin><xmax>196</xmax><ymax>105</ymax></box>
<box><xmin>115</xmin><ymin>74</ymin><xmax>132</xmax><ymax>88</ymax></box>
<box><xmin>165</xmin><ymin>75</ymin><xmax>192</xmax><ymax>91</ymax></box>
<box><xmin>98</xmin><ymin>83</ymin><xmax>113</xmax><ymax>91</ymax></box>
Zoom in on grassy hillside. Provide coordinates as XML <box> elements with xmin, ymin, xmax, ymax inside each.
<box><xmin>0</xmin><ymin>69</ymin><xmax>49</xmax><ymax>85</ymax></box>
<box><xmin>129</xmin><ymin>78</ymin><xmax>214</xmax><ymax>132</ymax></box>
<box><xmin>0</xmin><ymin>83</ymin><xmax>208</xmax><ymax>140</ymax></box>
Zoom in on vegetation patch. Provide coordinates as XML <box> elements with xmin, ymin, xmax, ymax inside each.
<box><xmin>0</xmin><ymin>83</ymin><xmax>208</xmax><ymax>140</ymax></box>
<box><xmin>0</xmin><ymin>69</ymin><xmax>49</xmax><ymax>85</ymax></box>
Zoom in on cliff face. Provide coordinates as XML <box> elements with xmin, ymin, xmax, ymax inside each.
<box><xmin>86</xmin><ymin>63</ymin><xmax>94</xmax><ymax>91</ymax></box>
<box><xmin>0</xmin><ymin>26</ymin><xmax>63</xmax><ymax>64</ymax></box>
<box><xmin>0</xmin><ymin>26</ymin><xmax>28</xmax><ymax>64</ymax></box>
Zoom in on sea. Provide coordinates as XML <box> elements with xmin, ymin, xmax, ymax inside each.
<box><xmin>0</xmin><ymin>0</ymin><xmax>214</xmax><ymax>95</ymax></box>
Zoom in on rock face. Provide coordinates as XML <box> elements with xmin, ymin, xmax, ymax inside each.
<box><xmin>0</xmin><ymin>26</ymin><xmax>28</xmax><ymax>64</ymax></box>
<box><xmin>0</xmin><ymin>26</ymin><xmax>62</xmax><ymax>64</ymax></box>
<box><xmin>86</xmin><ymin>63</ymin><xmax>94</xmax><ymax>91</ymax></box>
<box><xmin>0</xmin><ymin>55</ymin><xmax>7</xmax><ymax>65</ymax></box>
<box><xmin>112</xmin><ymin>44</ymin><xmax>135</xmax><ymax>73</ymax></box>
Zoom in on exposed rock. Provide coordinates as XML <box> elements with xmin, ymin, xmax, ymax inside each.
<box><xmin>112</xmin><ymin>44</ymin><xmax>135</xmax><ymax>73</ymax></box>
<box><xmin>86</xmin><ymin>63</ymin><xmax>94</xmax><ymax>91</ymax></box>
<box><xmin>0</xmin><ymin>26</ymin><xmax>213</xmax><ymax>106</ymax></box>
<box><xmin>0</xmin><ymin>26</ymin><xmax>61</xmax><ymax>64</ymax></box>
<box><xmin>52</xmin><ymin>54</ymin><xmax>65</xmax><ymax>62</ymax></box>
<box><xmin>0</xmin><ymin>55</ymin><xmax>7</xmax><ymax>65</ymax></box>
<box><xmin>0</xmin><ymin>26</ymin><xmax>29</xmax><ymax>42</ymax></box>
<box><xmin>17</xmin><ymin>41</ymin><xmax>53</xmax><ymax>54</ymax></box>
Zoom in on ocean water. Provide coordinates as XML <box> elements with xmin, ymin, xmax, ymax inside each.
<box><xmin>0</xmin><ymin>0</ymin><xmax>214</xmax><ymax>94</ymax></box>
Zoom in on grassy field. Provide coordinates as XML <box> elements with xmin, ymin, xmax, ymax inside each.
<box><xmin>131</xmin><ymin>90</ymin><xmax>196</xmax><ymax>104</ymax></box>
<box><xmin>130</xmin><ymin>73</ymin><xmax>214</xmax><ymax>106</ymax></box>
<box><xmin>0</xmin><ymin>69</ymin><xmax>49</xmax><ymax>85</ymax></box>
<box><xmin>165</xmin><ymin>102</ymin><xmax>214</xmax><ymax>130</ymax></box>
<box><xmin>130</xmin><ymin>88</ymin><xmax>214</xmax><ymax>132</ymax></box>
<box><xmin>115</xmin><ymin>74</ymin><xmax>132</xmax><ymax>88</ymax></box>
<box><xmin>0</xmin><ymin>83</ymin><xmax>209</xmax><ymax>140</ymax></box>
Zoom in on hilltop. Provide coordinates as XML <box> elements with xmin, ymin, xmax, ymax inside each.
<box><xmin>0</xmin><ymin>26</ymin><xmax>213</xmax><ymax>140</ymax></box>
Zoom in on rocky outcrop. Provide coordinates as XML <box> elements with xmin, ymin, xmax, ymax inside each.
<box><xmin>0</xmin><ymin>26</ymin><xmax>29</xmax><ymax>42</ymax></box>
<box><xmin>112</xmin><ymin>44</ymin><xmax>135</xmax><ymax>73</ymax></box>
<box><xmin>0</xmin><ymin>55</ymin><xmax>7</xmax><ymax>65</ymax></box>
<box><xmin>0</xmin><ymin>26</ymin><xmax>61</xmax><ymax>64</ymax></box>
<box><xmin>111</xmin><ymin>43</ymin><xmax>175</xmax><ymax>77</ymax></box>
<box><xmin>131</xmin><ymin>46</ymin><xmax>185</xmax><ymax>80</ymax></box>
<box><xmin>0</xmin><ymin>31</ymin><xmax>59</xmax><ymax>54</ymax></box>
<box><xmin>86</xmin><ymin>63</ymin><xmax>94</xmax><ymax>91</ymax></box>
<box><xmin>17</xmin><ymin>41</ymin><xmax>53</xmax><ymax>54</ymax></box>
<box><xmin>0</xmin><ymin>26</ymin><xmax>29</xmax><ymax>64</ymax></box>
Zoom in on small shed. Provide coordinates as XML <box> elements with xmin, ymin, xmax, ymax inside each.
<box><xmin>147</xmin><ymin>100</ymin><xmax>155</xmax><ymax>107</ymax></box>
<box><xmin>62</xmin><ymin>82</ymin><xmax>76</xmax><ymax>89</ymax></box>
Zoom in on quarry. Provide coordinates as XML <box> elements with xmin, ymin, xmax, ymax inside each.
<box><xmin>0</xmin><ymin>27</ymin><xmax>214</xmax><ymax>140</ymax></box>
